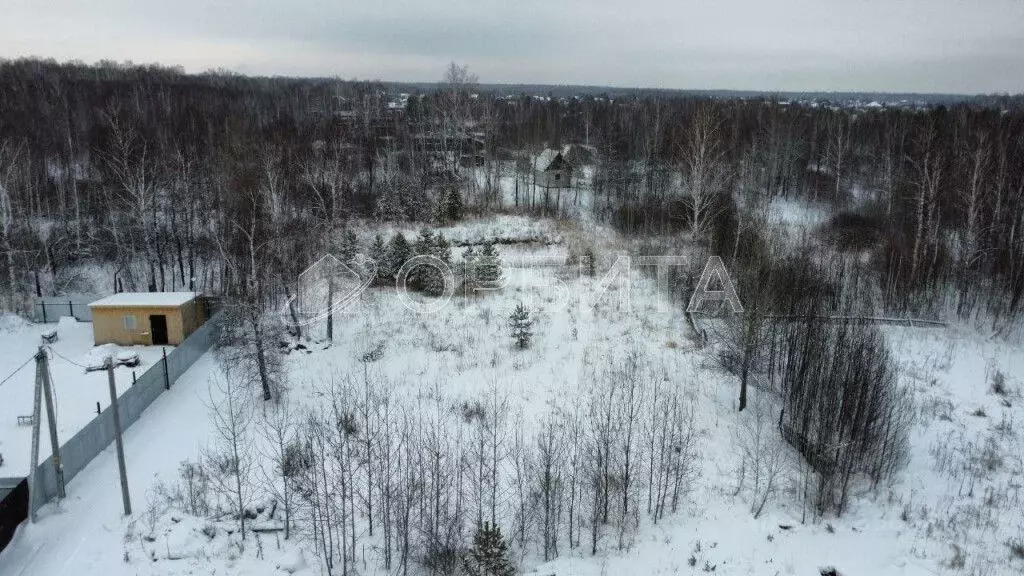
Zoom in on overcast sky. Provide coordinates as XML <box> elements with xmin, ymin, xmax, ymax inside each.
<box><xmin>3</xmin><ymin>0</ymin><xmax>1023</xmax><ymax>93</ymax></box>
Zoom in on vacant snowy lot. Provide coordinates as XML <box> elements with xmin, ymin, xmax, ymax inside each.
<box><xmin>2</xmin><ymin>219</ymin><xmax>1023</xmax><ymax>576</ymax></box>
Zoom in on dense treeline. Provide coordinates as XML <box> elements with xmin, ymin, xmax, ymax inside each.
<box><xmin>5</xmin><ymin>58</ymin><xmax>1019</xmax><ymax>572</ymax></box>
<box><xmin>1</xmin><ymin>58</ymin><xmax>1022</xmax><ymax>327</ymax></box>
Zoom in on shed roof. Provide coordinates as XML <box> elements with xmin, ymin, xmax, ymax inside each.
<box><xmin>89</xmin><ymin>292</ymin><xmax>198</xmax><ymax>308</ymax></box>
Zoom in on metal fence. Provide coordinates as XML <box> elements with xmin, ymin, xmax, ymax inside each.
<box><xmin>28</xmin><ymin>312</ymin><xmax>221</xmax><ymax>514</ymax></box>
<box><xmin>31</xmin><ymin>298</ymin><xmax>93</xmax><ymax>323</ymax></box>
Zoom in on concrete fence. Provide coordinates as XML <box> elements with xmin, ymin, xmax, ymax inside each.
<box><xmin>28</xmin><ymin>311</ymin><xmax>221</xmax><ymax>514</ymax></box>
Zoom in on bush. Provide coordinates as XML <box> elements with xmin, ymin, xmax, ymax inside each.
<box><xmin>820</xmin><ymin>211</ymin><xmax>882</xmax><ymax>252</ymax></box>
<box><xmin>991</xmin><ymin>370</ymin><xmax>1008</xmax><ymax>396</ymax></box>
<box><xmin>1008</xmin><ymin>539</ymin><xmax>1024</xmax><ymax>560</ymax></box>
<box><xmin>775</xmin><ymin>316</ymin><xmax>911</xmax><ymax>516</ymax></box>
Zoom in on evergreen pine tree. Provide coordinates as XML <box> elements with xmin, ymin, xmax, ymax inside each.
<box><xmin>369</xmin><ymin>234</ymin><xmax>389</xmax><ymax>285</ymax></box>
<box><xmin>386</xmin><ymin>232</ymin><xmax>412</xmax><ymax>280</ymax></box>
<box><xmin>409</xmin><ymin>228</ymin><xmax>436</xmax><ymax>291</ymax></box>
<box><xmin>462</xmin><ymin>245</ymin><xmax>478</xmax><ymax>288</ymax></box>
<box><xmin>433</xmin><ymin>233</ymin><xmax>452</xmax><ymax>263</ymax></box>
<box><xmin>337</xmin><ymin>229</ymin><xmax>359</xmax><ymax>265</ymax></box>
<box><xmin>423</xmin><ymin>233</ymin><xmax>452</xmax><ymax>296</ymax></box>
<box><xmin>433</xmin><ymin>190</ymin><xmax>450</xmax><ymax>224</ymax></box>
<box><xmin>376</xmin><ymin>189</ymin><xmax>403</xmax><ymax>222</ymax></box>
<box><xmin>463</xmin><ymin>522</ymin><xmax>516</xmax><ymax>576</ymax></box>
<box><xmin>477</xmin><ymin>241</ymin><xmax>503</xmax><ymax>287</ymax></box>
<box><xmin>508</xmin><ymin>303</ymin><xmax>533</xmax><ymax>349</ymax></box>
<box><xmin>583</xmin><ymin>247</ymin><xmax>597</xmax><ymax>277</ymax></box>
<box><xmin>445</xmin><ymin>188</ymin><xmax>464</xmax><ymax>221</ymax></box>
<box><xmin>414</xmin><ymin>228</ymin><xmax>435</xmax><ymax>255</ymax></box>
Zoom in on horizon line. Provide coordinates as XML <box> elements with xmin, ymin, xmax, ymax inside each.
<box><xmin>4</xmin><ymin>55</ymin><xmax>1022</xmax><ymax>99</ymax></box>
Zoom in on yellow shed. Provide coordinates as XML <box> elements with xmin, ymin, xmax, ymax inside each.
<box><xmin>88</xmin><ymin>292</ymin><xmax>205</xmax><ymax>346</ymax></box>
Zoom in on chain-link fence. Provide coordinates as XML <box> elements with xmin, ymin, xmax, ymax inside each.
<box><xmin>29</xmin><ymin>312</ymin><xmax>222</xmax><ymax>514</ymax></box>
<box><xmin>31</xmin><ymin>298</ymin><xmax>93</xmax><ymax>323</ymax></box>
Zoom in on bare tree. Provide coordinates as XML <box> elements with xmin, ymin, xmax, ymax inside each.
<box><xmin>204</xmin><ymin>370</ymin><xmax>255</xmax><ymax>539</ymax></box>
<box><xmin>535</xmin><ymin>415</ymin><xmax>564</xmax><ymax>561</ymax></box>
<box><xmin>0</xmin><ymin>138</ymin><xmax>25</xmax><ymax>298</ymax></box>
<box><xmin>257</xmin><ymin>398</ymin><xmax>298</xmax><ymax>539</ymax></box>
<box><xmin>733</xmin><ymin>396</ymin><xmax>784</xmax><ymax>518</ymax></box>
<box><xmin>681</xmin><ymin>104</ymin><xmax>730</xmax><ymax>243</ymax></box>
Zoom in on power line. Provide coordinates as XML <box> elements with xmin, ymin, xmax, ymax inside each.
<box><xmin>0</xmin><ymin>354</ymin><xmax>35</xmax><ymax>388</ymax></box>
<box><xmin>45</xmin><ymin>346</ymin><xmax>89</xmax><ymax>370</ymax></box>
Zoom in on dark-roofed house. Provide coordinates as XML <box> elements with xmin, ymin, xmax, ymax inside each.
<box><xmin>533</xmin><ymin>149</ymin><xmax>573</xmax><ymax>189</ymax></box>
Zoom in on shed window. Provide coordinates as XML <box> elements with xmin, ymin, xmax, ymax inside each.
<box><xmin>554</xmin><ymin>173</ymin><xmax>561</xmax><ymax>181</ymax></box>
<box><xmin>123</xmin><ymin>314</ymin><xmax>136</xmax><ymax>331</ymax></box>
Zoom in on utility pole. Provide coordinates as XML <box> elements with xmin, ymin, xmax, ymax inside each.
<box><xmin>27</xmin><ymin>347</ymin><xmax>65</xmax><ymax>522</ymax></box>
<box><xmin>106</xmin><ymin>356</ymin><xmax>132</xmax><ymax>515</ymax></box>
<box><xmin>27</xmin><ymin>355</ymin><xmax>43</xmax><ymax>522</ymax></box>
<box><xmin>39</xmin><ymin>348</ymin><xmax>65</xmax><ymax>499</ymax></box>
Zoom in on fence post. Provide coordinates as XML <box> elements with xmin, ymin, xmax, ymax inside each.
<box><xmin>41</xmin><ymin>301</ymin><xmax>47</xmax><ymax>323</ymax></box>
<box><xmin>162</xmin><ymin>348</ymin><xmax>170</xmax><ymax>390</ymax></box>
<box><xmin>68</xmin><ymin>300</ymin><xmax>73</xmax><ymax>319</ymax></box>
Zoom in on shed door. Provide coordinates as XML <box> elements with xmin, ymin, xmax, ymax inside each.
<box><xmin>149</xmin><ymin>314</ymin><xmax>169</xmax><ymax>345</ymax></box>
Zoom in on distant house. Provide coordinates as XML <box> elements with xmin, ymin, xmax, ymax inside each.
<box><xmin>89</xmin><ymin>292</ymin><xmax>205</xmax><ymax>346</ymax></box>
<box><xmin>533</xmin><ymin>149</ymin><xmax>573</xmax><ymax>189</ymax></box>
<box><xmin>562</xmin><ymin>144</ymin><xmax>597</xmax><ymax>167</ymax></box>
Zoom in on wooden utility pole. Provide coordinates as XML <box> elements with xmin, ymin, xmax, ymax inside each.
<box><xmin>106</xmin><ymin>356</ymin><xmax>132</xmax><ymax>515</ymax></box>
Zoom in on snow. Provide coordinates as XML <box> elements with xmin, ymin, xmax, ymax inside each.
<box><xmin>533</xmin><ymin>149</ymin><xmax>561</xmax><ymax>172</ymax></box>
<box><xmin>0</xmin><ymin>315</ymin><xmax>171</xmax><ymax>476</ymax></box>
<box><xmin>3</xmin><ymin>216</ymin><xmax>1024</xmax><ymax>576</ymax></box>
<box><xmin>0</xmin><ymin>354</ymin><xmax>231</xmax><ymax>576</ymax></box>
<box><xmin>88</xmin><ymin>292</ymin><xmax>198</xmax><ymax>308</ymax></box>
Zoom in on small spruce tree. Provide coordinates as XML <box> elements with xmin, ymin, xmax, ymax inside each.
<box><xmin>369</xmin><ymin>234</ymin><xmax>390</xmax><ymax>285</ymax></box>
<box><xmin>463</xmin><ymin>522</ymin><xmax>516</xmax><ymax>576</ymax></box>
<box><xmin>583</xmin><ymin>247</ymin><xmax>597</xmax><ymax>277</ymax></box>
<box><xmin>409</xmin><ymin>228</ymin><xmax>436</xmax><ymax>291</ymax></box>
<box><xmin>508</xmin><ymin>303</ymin><xmax>533</xmax><ymax>349</ymax></box>
<box><xmin>423</xmin><ymin>233</ymin><xmax>452</xmax><ymax>296</ymax></box>
<box><xmin>462</xmin><ymin>245</ymin><xmax>478</xmax><ymax>288</ymax></box>
<box><xmin>445</xmin><ymin>188</ymin><xmax>464</xmax><ymax>221</ymax></box>
<box><xmin>336</xmin><ymin>229</ymin><xmax>359</xmax><ymax>265</ymax></box>
<box><xmin>477</xmin><ymin>241</ymin><xmax>503</xmax><ymax>287</ymax></box>
<box><xmin>433</xmin><ymin>190</ymin><xmax>450</xmax><ymax>224</ymax></box>
<box><xmin>386</xmin><ymin>232</ymin><xmax>412</xmax><ymax>280</ymax></box>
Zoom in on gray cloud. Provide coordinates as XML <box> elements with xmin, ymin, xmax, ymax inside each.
<box><xmin>2</xmin><ymin>0</ymin><xmax>1022</xmax><ymax>93</ymax></box>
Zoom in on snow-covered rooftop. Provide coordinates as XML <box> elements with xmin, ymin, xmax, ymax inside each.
<box><xmin>89</xmin><ymin>291</ymin><xmax>198</xmax><ymax>308</ymax></box>
<box><xmin>533</xmin><ymin>148</ymin><xmax>561</xmax><ymax>171</ymax></box>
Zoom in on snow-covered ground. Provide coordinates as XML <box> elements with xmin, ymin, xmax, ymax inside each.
<box><xmin>0</xmin><ymin>315</ymin><xmax>171</xmax><ymax>476</ymax></box>
<box><xmin>0</xmin><ymin>354</ymin><xmax>229</xmax><ymax>576</ymax></box>
<box><xmin>2</xmin><ymin>217</ymin><xmax>1023</xmax><ymax>576</ymax></box>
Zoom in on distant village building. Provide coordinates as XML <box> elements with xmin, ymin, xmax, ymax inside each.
<box><xmin>89</xmin><ymin>292</ymin><xmax>205</xmax><ymax>346</ymax></box>
<box><xmin>533</xmin><ymin>149</ymin><xmax>573</xmax><ymax>189</ymax></box>
<box><xmin>562</xmin><ymin>143</ymin><xmax>597</xmax><ymax>167</ymax></box>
